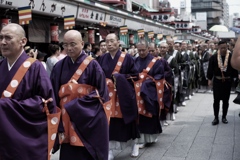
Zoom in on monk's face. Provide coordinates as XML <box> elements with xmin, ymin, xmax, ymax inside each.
<box><xmin>63</xmin><ymin>30</ymin><xmax>84</xmax><ymax>61</ymax></box>
<box><xmin>0</xmin><ymin>24</ymin><xmax>26</xmax><ymax>58</ymax></box>
<box><xmin>181</xmin><ymin>42</ymin><xmax>187</xmax><ymax>51</ymax></box>
<box><xmin>137</xmin><ymin>43</ymin><xmax>148</xmax><ymax>58</ymax></box>
<box><xmin>159</xmin><ymin>43</ymin><xmax>168</xmax><ymax>56</ymax></box>
<box><xmin>106</xmin><ymin>34</ymin><xmax>120</xmax><ymax>53</ymax></box>
<box><xmin>167</xmin><ymin>40</ymin><xmax>174</xmax><ymax>51</ymax></box>
<box><xmin>174</xmin><ymin>44</ymin><xmax>180</xmax><ymax>51</ymax></box>
<box><xmin>148</xmin><ymin>45</ymin><xmax>157</xmax><ymax>57</ymax></box>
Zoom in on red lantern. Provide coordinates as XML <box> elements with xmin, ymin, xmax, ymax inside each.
<box><xmin>1</xmin><ymin>16</ymin><xmax>11</xmax><ymax>29</ymax></box>
<box><xmin>129</xmin><ymin>34</ymin><xmax>134</xmax><ymax>44</ymax></box>
<box><xmin>88</xmin><ymin>29</ymin><xmax>95</xmax><ymax>44</ymax></box>
<box><xmin>50</xmin><ymin>23</ymin><xmax>59</xmax><ymax>43</ymax></box>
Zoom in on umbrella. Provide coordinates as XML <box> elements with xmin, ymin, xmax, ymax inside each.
<box><xmin>229</xmin><ymin>27</ymin><xmax>240</xmax><ymax>34</ymax></box>
<box><xmin>209</xmin><ymin>25</ymin><xmax>228</xmax><ymax>32</ymax></box>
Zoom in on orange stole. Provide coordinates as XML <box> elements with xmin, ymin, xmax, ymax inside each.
<box><xmin>58</xmin><ymin>56</ymin><xmax>111</xmax><ymax>146</ymax></box>
<box><xmin>106</xmin><ymin>52</ymin><xmax>126</xmax><ymax>118</ymax></box>
<box><xmin>59</xmin><ymin>83</ymin><xmax>95</xmax><ymax>146</ymax></box>
<box><xmin>134</xmin><ymin>57</ymin><xmax>165</xmax><ymax>117</ymax></box>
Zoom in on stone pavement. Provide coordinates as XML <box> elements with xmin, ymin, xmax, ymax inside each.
<box><xmin>51</xmin><ymin>92</ymin><xmax>240</xmax><ymax>160</ymax></box>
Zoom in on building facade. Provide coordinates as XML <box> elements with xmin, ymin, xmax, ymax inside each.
<box><xmin>191</xmin><ymin>0</ymin><xmax>224</xmax><ymax>29</ymax></box>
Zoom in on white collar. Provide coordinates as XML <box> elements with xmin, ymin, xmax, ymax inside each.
<box><xmin>70</xmin><ymin>52</ymin><xmax>82</xmax><ymax>64</ymax></box>
<box><xmin>8</xmin><ymin>50</ymin><xmax>24</xmax><ymax>71</ymax></box>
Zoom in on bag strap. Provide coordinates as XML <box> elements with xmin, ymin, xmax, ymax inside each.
<box><xmin>70</xmin><ymin>56</ymin><xmax>93</xmax><ymax>82</ymax></box>
<box><xmin>112</xmin><ymin>52</ymin><xmax>126</xmax><ymax>74</ymax></box>
<box><xmin>2</xmin><ymin>58</ymin><xmax>36</xmax><ymax>98</ymax></box>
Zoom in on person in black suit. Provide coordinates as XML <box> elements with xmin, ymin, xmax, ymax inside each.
<box><xmin>207</xmin><ymin>40</ymin><xmax>238</xmax><ymax>125</ymax></box>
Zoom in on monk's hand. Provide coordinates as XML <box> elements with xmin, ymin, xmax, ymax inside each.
<box><xmin>42</xmin><ymin>98</ymin><xmax>53</xmax><ymax>104</ymax></box>
<box><xmin>70</xmin><ymin>79</ymin><xmax>78</xmax><ymax>84</ymax></box>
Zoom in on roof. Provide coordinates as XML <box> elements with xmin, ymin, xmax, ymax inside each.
<box><xmin>132</xmin><ymin>1</ymin><xmax>158</xmax><ymax>12</ymax></box>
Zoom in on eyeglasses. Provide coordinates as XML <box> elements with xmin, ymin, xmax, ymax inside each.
<box><xmin>0</xmin><ymin>34</ymin><xmax>13</xmax><ymax>41</ymax></box>
<box><xmin>62</xmin><ymin>42</ymin><xmax>77</xmax><ymax>48</ymax></box>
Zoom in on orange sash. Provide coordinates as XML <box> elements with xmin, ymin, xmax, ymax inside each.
<box><xmin>134</xmin><ymin>57</ymin><xmax>165</xmax><ymax>117</ymax></box>
<box><xmin>1</xmin><ymin>58</ymin><xmax>61</xmax><ymax>160</ymax></box>
<box><xmin>59</xmin><ymin>56</ymin><xmax>111</xmax><ymax>146</ymax></box>
<box><xmin>106</xmin><ymin>52</ymin><xmax>126</xmax><ymax>118</ymax></box>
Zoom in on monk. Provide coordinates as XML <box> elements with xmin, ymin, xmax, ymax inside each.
<box><xmin>0</xmin><ymin>23</ymin><xmax>57</xmax><ymax>160</ymax></box>
<box><xmin>51</xmin><ymin>30</ymin><xmax>109</xmax><ymax>160</ymax></box>
<box><xmin>97</xmin><ymin>33</ymin><xmax>139</xmax><ymax>160</ymax></box>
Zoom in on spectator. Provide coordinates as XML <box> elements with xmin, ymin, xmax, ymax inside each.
<box><xmin>46</xmin><ymin>44</ymin><xmax>60</xmax><ymax>76</ymax></box>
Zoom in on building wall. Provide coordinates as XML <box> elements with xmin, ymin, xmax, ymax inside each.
<box><xmin>191</xmin><ymin>0</ymin><xmax>224</xmax><ymax>29</ymax></box>
<box><xmin>222</xmin><ymin>0</ymin><xmax>229</xmax><ymax>27</ymax></box>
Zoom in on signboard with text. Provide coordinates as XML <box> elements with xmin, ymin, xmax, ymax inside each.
<box><xmin>105</xmin><ymin>14</ymin><xmax>124</xmax><ymax>26</ymax></box>
<box><xmin>77</xmin><ymin>7</ymin><xmax>105</xmax><ymax>23</ymax></box>
<box><xmin>0</xmin><ymin>0</ymin><xmax>77</xmax><ymax>16</ymax></box>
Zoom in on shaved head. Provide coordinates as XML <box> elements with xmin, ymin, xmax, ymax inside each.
<box><xmin>136</xmin><ymin>39</ymin><xmax>149</xmax><ymax>58</ymax></box>
<box><xmin>64</xmin><ymin>30</ymin><xmax>82</xmax><ymax>41</ymax></box>
<box><xmin>3</xmin><ymin>23</ymin><xmax>26</xmax><ymax>39</ymax></box>
<box><xmin>63</xmin><ymin>30</ymin><xmax>84</xmax><ymax>61</ymax></box>
<box><xmin>0</xmin><ymin>23</ymin><xmax>28</xmax><ymax>65</ymax></box>
<box><xmin>166</xmin><ymin>38</ymin><xmax>174</xmax><ymax>44</ymax></box>
<box><xmin>136</xmin><ymin>39</ymin><xmax>148</xmax><ymax>48</ymax></box>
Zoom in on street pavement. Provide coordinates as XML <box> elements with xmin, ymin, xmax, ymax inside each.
<box><xmin>51</xmin><ymin>92</ymin><xmax>240</xmax><ymax>160</ymax></box>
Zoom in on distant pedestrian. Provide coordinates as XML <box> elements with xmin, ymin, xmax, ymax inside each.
<box><xmin>46</xmin><ymin>44</ymin><xmax>60</xmax><ymax>76</ymax></box>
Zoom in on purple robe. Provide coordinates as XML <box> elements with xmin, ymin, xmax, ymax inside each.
<box><xmin>51</xmin><ymin>52</ymin><xmax>109</xmax><ymax>160</ymax></box>
<box><xmin>135</xmin><ymin>54</ymin><xmax>164</xmax><ymax>134</ymax></box>
<box><xmin>0</xmin><ymin>53</ymin><xmax>56</xmax><ymax>160</ymax></box>
<box><xmin>97</xmin><ymin>50</ymin><xmax>140</xmax><ymax>142</ymax></box>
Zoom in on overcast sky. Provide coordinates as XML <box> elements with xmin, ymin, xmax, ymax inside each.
<box><xmin>168</xmin><ymin>0</ymin><xmax>240</xmax><ymax>15</ymax></box>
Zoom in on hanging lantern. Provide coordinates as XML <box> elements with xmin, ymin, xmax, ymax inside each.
<box><xmin>50</xmin><ymin>23</ymin><xmax>59</xmax><ymax>43</ymax></box>
<box><xmin>129</xmin><ymin>34</ymin><xmax>134</xmax><ymax>44</ymax></box>
<box><xmin>1</xmin><ymin>16</ymin><xmax>11</xmax><ymax>30</ymax></box>
<box><xmin>88</xmin><ymin>29</ymin><xmax>95</xmax><ymax>44</ymax></box>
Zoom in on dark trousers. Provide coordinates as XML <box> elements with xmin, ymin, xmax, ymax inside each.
<box><xmin>213</xmin><ymin>79</ymin><xmax>232</xmax><ymax>119</ymax></box>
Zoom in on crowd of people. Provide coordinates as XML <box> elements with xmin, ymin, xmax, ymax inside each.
<box><xmin>0</xmin><ymin>23</ymin><xmax>239</xmax><ymax>160</ymax></box>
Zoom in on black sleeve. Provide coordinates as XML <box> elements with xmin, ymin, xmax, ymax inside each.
<box><xmin>207</xmin><ymin>55</ymin><xmax>214</xmax><ymax>80</ymax></box>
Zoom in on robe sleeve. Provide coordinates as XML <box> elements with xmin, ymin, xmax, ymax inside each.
<box><xmin>0</xmin><ymin>96</ymin><xmax>46</xmax><ymax>119</ymax></box>
<box><xmin>207</xmin><ymin>55</ymin><xmax>214</xmax><ymax>80</ymax></box>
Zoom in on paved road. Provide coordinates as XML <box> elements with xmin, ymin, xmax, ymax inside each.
<box><xmin>51</xmin><ymin>92</ymin><xmax>240</xmax><ymax>160</ymax></box>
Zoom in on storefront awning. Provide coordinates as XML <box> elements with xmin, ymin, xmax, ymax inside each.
<box><xmin>99</xmin><ymin>0</ymin><xmax>126</xmax><ymax>4</ymax></box>
<box><xmin>132</xmin><ymin>1</ymin><xmax>158</xmax><ymax>12</ymax></box>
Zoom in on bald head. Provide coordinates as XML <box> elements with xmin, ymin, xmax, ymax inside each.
<box><xmin>148</xmin><ymin>42</ymin><xmax>156</xmax><ymax>48</ymax></box>
<box><xmin>2</xmin><ymin>23</ymin><xmax>26</xmax><ymax>39</ymax></box>
<box><xmin>136</xmin><ymin>39</ymin><xmax>149</xmax><ymax>58</ymax></box>
<box><xmin>0</xmin><ymin>23</ymin><xmax>28</xmax><ymax>64</ymax></box>
<box><xmin>136</xmin><ymin>39</ymin><xmax>148</xmax><ymax>48</ymax></box>
<box><xmin>64</xmin><ymin>30</ymin><xmax>82</xmax><ymax>41</ymax></box>
<box><xmin>63</xmin><ymin>30</ymin><xmax>84</xmax><ymax>61</ymax></box>
<box><xmin>166</xmin><ymin>38</ymin><xmax>174</xmax><ymax>44</ymax></box>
